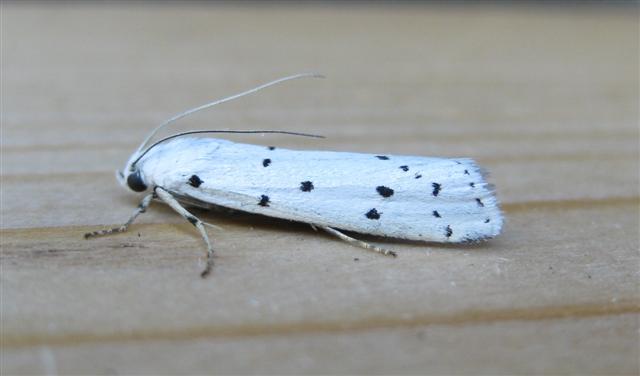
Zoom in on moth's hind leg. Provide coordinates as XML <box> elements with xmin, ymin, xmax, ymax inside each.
<box><xmin>154</xmin><ymin>187</ymin><xmax>215</xmax><ymax>278</ymax></box>
<box><xmin>317</xmin><ymin>225</ymin><xmax>397</xmax><ymax>258</ymax></box>
<box><xmin>84</xmin><ymin>193</ymin><xmax>154</xmax><ymax>239</ymax></box>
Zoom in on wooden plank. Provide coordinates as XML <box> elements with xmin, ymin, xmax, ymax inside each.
<box><xmin>2</xmin><ymin>3</ymin><xmax>638</xmax><ymax>374</ymax></box>
<box><xmin>2</xmin><ymin>202</ymin><xmax>638</xmax><ymax>345</ymax></box>
<box><xmin>3</xmin><ymin>315</ymin><xmax>638</xmax><ymax>375</ymax></box>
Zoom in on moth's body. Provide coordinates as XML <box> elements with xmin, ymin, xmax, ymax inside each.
<box><xmin>138</xmin><ymin>137</ymin><xmax>502</xmax><ymax>242</ymax></box>
<box><xmin>85</xmin><ymin>73</ymin><xmax>503</xmax><ymax>277</ymax></box>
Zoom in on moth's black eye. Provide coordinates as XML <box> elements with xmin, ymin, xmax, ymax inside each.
<box><xmin>127</xmin><ymin>170</ymin><xmax>147</xmax><ymax>192</ymax></box>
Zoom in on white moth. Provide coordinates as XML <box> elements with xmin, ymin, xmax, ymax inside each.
<box><xmin>86</xmin><ymin>73</ymin><xmax>503</xmax><ymax>277</ymax></box>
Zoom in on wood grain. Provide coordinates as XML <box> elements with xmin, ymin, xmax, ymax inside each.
<box><xmin>2</xmin><ymin>3</ymin><xmax>638</xmax><ymax>375</ymax></box>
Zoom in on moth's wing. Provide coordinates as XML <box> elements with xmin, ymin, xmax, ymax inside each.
<box><xmin>149</xmin><ymin>139</ymin><xmax>502</xmax><ymax>242</ymax></box>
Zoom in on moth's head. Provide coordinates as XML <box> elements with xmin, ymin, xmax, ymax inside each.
<box><xmin>116</xmin><ymin>154</ymin><xmax>149</xmax><ymax>193</ymax></box>
<box><xmin>116</xmin><ymin>168</ymin><xmax>148</xmax><ymax>193</ymax></box>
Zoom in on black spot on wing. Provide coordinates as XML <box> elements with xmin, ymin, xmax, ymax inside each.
<box><xmin>187</xmin><ymin>216</ymin><xmax>198</xmax><ymax>226</ymax></box>
<box><xmin>432</xmin><ymin>183</ymin><xmax>441</xmax><ymax>197</ymax></box>
<box><xmin>476</xmin><ymin>198</ymin><xmax>485</xmax><ymax>207</ymax></box>
<box><xmin>376</xmin><ymin>186</ymin><xmax>394</xmax><ymax>198</ymax></box>
<box><xmin>262</xmin><ymin>158</ymin><xmax>271</xmax><ymax>167</ymax></box>
<box><xmin>432</xmin><ymin>210</ymin><xmax>441</xmax><ymax>218</ymax></box>
<box><xmin>267</xmin><ymin>146</ymin><xmax>276</xmax><ymax>150</ymax></box>
<box><xmin>399</xmin><ymin>165</ymin><xmax>409</xmax><ymax>172</ymax></box>
<box><xmin>188</xmin><ymin>175</ymin><xmax>203</xmax><ymax>188</ymax></box>
<box><xmin>258</xmin><ymin>195</ymin><xmax>270</xmax><ymax>207</ymax></box>
<box><xmin>415</xmin><ymin>173</ymin><xmax>422</xmax><ymax>179</ymax></box>
<box><xmin>484</xmin><ymin>218</ymin><xmax>491</xmax><ymax>223</ymax></box>
<box><xmin>464</xmin><ymin>169</ymin><xmax>470</xmax><ymax>175</ymax></box>
<box><xmin>376</xmin><ymin>155</ymin><xmax>389</xmax><ymax>160</ymax></box>
<box><xmin>365</xmin><ymin>208</ymin><xmax>381</xmax><ymax>220</ymax></box>
<box><xmin>300</xmin><ymin>181</ymin><xmax>314</xmax><ymax>192</ymax></box>
<box><xmin>469</xmin><ymin>182</ymin><xmax>475</xmax><ymax>188</ymax></box>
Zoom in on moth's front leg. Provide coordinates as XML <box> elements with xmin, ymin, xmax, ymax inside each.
<box><xmin>84</xmin><ymin>193</ymin><xmax>154</xmax><ymax>239</ymax></box>
<box><xmin>154</xmin><ymin>186</ymin><xmax>215</xmax><ymax>278</ymax></box>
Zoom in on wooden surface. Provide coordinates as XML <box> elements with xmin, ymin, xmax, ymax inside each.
<box><xmin>2</xmin><ymin>3</ymin><xmax>639</xmax><ymax>375</ymax></box>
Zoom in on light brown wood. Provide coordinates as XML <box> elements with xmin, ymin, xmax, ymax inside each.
<box><xmin>2</xmin><ymin>3</ymin><xmax>638</xmax><ymax>375</ymax></box>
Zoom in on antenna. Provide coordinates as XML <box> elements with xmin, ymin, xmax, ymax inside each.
<box><xmin>133</xmin><ymin>73</ymin><xmax>325</xmax><ymax>156</ymax></box>
<box><xmin>130</xmin><ymin>130</ymin><xmax>324</xmax><ymax>168</ymax></box>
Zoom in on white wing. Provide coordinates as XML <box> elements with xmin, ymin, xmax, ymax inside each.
<box><xmin>139</xmin><ymin>137</ymin><xmax>503</xmax><ymax>242</ymax></box>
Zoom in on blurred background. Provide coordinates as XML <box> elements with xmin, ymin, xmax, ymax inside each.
<box><xmin>2</xmin><ymin>2</ymin><xmax>638</xmax><ymax>375</ymax></box>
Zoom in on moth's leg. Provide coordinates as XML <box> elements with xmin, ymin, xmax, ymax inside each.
<box><xmin>318</xmin><ymin>225</ymin><xmax>397</xmax><ymax>258</ymax></box>
<box><xmin>84</xmin><ymin>193</ymin><xmax>154</xmax><ymax>239</ymax></box>
<box><xmin>154</xmin><ymin>187</ymin><xmax>215</xmax><ymax>278</ymax></box>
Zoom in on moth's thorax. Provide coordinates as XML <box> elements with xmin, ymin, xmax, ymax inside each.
<box><xmin>130</xmin><ymin>137</ymin><xmax>228</xmax><ymax>191</ymax></box>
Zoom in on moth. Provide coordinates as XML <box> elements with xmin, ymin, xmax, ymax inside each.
<box><xmin>86</xmin><ymin>73</ymin><xmax>503</xmax><ymax>277</ymax></box>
